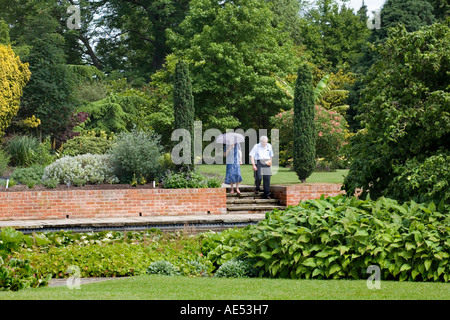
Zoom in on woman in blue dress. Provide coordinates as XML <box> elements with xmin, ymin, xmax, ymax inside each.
<box><xmin>224</xmin><ymin>143</ymin><xmax>243</xmax><ymax>194</ymax></box>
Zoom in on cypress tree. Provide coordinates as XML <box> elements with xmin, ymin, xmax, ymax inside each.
<box><xmin>293</xmin><ymin>64</ymin><xmax>316</xmax><ymax>182</ymax></box>
<box><xmin>173</xmin><ymin>60</ymin><xmax>194</xmax><ymax>167</ymax></box>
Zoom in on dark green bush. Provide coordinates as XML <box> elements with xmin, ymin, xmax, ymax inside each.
<box><xmin>108</xmin><ymin>128</ymin><xmax>163</xmax><ymax>183</ymax></box>
<box><xmin>161</xmin><ymin>168</ymin><xmax>222</xmax><ymax>188</ymax></box>
<box><xmin>389</xmin><ymin>150</ymin><xmax>449</xmax><ymax>204</ymax></box>
<box><xmin>293</xmin><ymin>63</ymin><xmax>316</xmax><ymax>181</ymax></box>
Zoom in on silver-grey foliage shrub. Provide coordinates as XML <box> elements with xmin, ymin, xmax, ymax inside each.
<box><xmin>42</xmin><ymin>154</ymin><xmax>119</xmax><ymax>185</ymax></box>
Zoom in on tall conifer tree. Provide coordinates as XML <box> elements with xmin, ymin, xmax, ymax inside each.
<box><xmin>293</xmin><ymin>64</ymin><xmax>316</xmax><ymax>182</ymax></box>
<box><xmin>173</xmin><ymin>60</ymin><xmax>194</xmax><ymax>167</ymax></box>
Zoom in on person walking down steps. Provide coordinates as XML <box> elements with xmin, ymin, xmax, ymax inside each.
<box><xmin>249</xmin><ymin>136</ymin><xmax>274</xmax><ymax>199</ymax></box>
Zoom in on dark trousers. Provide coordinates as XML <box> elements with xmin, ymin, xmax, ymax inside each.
<box><xmin>254</xmin><ymin>160</ymin><xmax>271</xmax><ymax>198</ymax></box>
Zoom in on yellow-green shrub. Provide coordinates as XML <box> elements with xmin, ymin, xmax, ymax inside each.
<box><xmin>0</xmin><ymin>45</ymin><xmax>31</xmax><ymax>138</ymax></box>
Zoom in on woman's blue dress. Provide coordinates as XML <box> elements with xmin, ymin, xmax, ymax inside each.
<box><xmin>224</xmin><ymin>144</ymin><xmax>243</xmax><ymax>184</ymax></box>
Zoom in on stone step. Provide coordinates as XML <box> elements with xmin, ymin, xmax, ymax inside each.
<box><xmin>226</xmin><ymin>192</ymin><xmax>264</xmax><ymax>198</ymax></box>
<box><xmin>225</xmin><ymin>186</ymin><xmax>256</xmax><ymax>192</ymax></box>
<box><xmin>227</xmin><ymin>205</ymin><xmax>286</xmax><ymax>211</ymax></box>
<box><xmin>227</xmin><ymin>198</ymin><xmax>279</xmax><ymax>205</ymax></box>
<box><xmin>224</xmin><ymin>210</ymin><xmax>273</xmax><ymax>215</ymax></box>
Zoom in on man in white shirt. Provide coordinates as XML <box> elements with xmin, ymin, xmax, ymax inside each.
<box><xmin>249</xmin><ymin>136</ymin><xmax>274</xmax><ymax>199</ymax></box>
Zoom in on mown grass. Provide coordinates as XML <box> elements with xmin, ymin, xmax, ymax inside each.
<box><xmin>1</xmin><ymin>275</ymin><xmax>448</xmax><ymax>300</ymax></box>
<box><xmin>196</xmin><ymin>164</ymin><xmax>348</xmax><ymax>185</ymax></box>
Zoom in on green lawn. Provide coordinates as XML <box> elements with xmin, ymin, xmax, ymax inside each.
<box><xmin>1</xmin><ymin>275</ymin><xmax>448</xmax><ymax>300</ymax></box>
<box><xmin>197</xmin><ymin>164</ymin><xmax>348</xmax><ymax>185</ymax></box>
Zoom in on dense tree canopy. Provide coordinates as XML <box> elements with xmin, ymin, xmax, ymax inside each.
<box><xmin>343</xmin><ymin>21</ymin><xmax>450</xmax><ymax>203</ymax></box>
<box><xmin>167</xmin><ymin>0</ymin><xmax>302</xmax><ymax>131</ymax></box>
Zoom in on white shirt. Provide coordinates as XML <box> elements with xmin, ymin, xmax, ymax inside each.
<box><xmin>249</xmin><ymin>143</ymin><xmax>274</xmax><ymax>161</ymax></box>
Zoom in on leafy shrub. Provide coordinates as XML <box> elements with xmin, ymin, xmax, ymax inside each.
<box><xmin>202</xmin><ymin>195</ymin><xmax>450</xmax><ymax>282</ymax></box>
<box><xmin>0</xmin><ymin>227</ymin><xmax>25</xmax><ymax>256</ymax></box>
<box><xmin>214</xmin><ymin>259</ymin><xmax>258</xmax><ymax>278</ymax></box>
<box><xmin>389</xmin><ymin>150</ymin><xmax>449</xmax><ymax>204</ymax></box>
<box><xmin>32</xmin><ymin>138</ymin><xmax>55</xmax><ymax>167</ymax></box>
<box><xmin>42</xmin><ymin>154</ymin><xmax>119</xmax><ymax>185</ymax></box>
<box><xmin>201</xmin><ymin>228</ymin><xmax>249</xmax><ymax>269</ymax></box>
<box><xmin>62</xmin><ymin>135</ymin><xmax>113</xmax><ymax>157</ymax></box>
<box><xmin>0</xmin><ymin>257</ymin><xmax>51</xmax><ymax>291</ymax></box>
<box><xmin>251</xmin><ymin>196</ymin><xmax>450</xmax><ymax>281</ymax></box>
<box><xmin>147</xmin><ymin>261</ymin><xmax>179</xmax><ymax>276</ymax></box>
<box><xmin>0</xmin><ymin>149</ymin><xmax>10</xmax><ymax>176</ymax></box>
<box><xmin>343</xmin><ymin>23</ymin><xmax>449</xmax><ymax>201</ymax></box>
<box><xmin>108</xmin><ymin>128</ymin><xmax>163</xmax><ymax>183</ymax></box>
<box><xmin>10</xmin><ymin>165</ymin><xmax>45</xmax><ymax>187</ymax></box>
<box><xmin>161</xmin><ymin>168</ymin><xmax>222</xmax><ymax>189</ymax></box>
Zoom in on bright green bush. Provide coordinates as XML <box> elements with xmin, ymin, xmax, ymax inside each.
<box><xmin>10</xmin><ymin>165</ymin><xmax>44</xmax><ymax>187</ymax></box>
<box><xmin>42</xmin><ymin>154</ymin><xmax>119</xmax><ymax>185</ymax></box>
<box><xmin>161</xmin><ymin>168</ymin><xmax>222</xmax><ymax>188</ymax></box>
<box><xmin>62</xmin><ymin>135</ymin><xmax>113</xmax><ymax>157</ymax></box>
<box><xmin>108</xmin><ymin>128</ymin><xmax>163</xmax><ymax>183</ymax></box>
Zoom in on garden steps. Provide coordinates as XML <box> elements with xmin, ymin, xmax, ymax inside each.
<box><xmin>226</xmin><ymin>198</ymin><xmax>279</xmax><ymax>204</ymax></box>
<box><xmin>225</xmin><ymin>186</ymin><xmax>286</xmax><ymax>215</ymax></box>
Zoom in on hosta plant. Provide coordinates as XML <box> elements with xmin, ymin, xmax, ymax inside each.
<box><xmin>202</xmin><ymin>195</ymin><xmax>450</xmax><ymax>282</ymax></box>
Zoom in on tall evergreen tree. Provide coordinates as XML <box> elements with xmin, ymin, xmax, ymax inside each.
<box><xmin>18</xmin><ymin>12</ymin><xmax>75</xmax><ymax>141</ymax></box>
<box><xmin>173</xmin><ymin>60</ymin><xmax>194</xmax><ymax>166</ymax></box>
<box><xmin>293</xmin><ymin>64</ymin><xmax>316</xmax><ymax>182</ymax></box>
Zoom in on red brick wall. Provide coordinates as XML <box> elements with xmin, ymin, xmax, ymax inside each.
<box><xmin>271</xmin><ymin>184</ymin><xmax>344</xmax><ymax>206</ymax></box>
<box><xmin>0</xmin><ymin>188</ymin><xmax>227</xmax><ymax>220</ymax></box>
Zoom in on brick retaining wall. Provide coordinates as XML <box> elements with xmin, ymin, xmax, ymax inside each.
<box><xmin>0</xmin><ymin>184</ymin><xmax>345</xmax><ymax>220</ymax></box>
<box><xmin>271</xmin><ymin>184</ymin><xmax>345</xmax><ymax>207</ymax></box>
<box><xmin>0</xmin><ymin>188</ymin><xmax>227</xmax><ymax>220</ymax></box>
